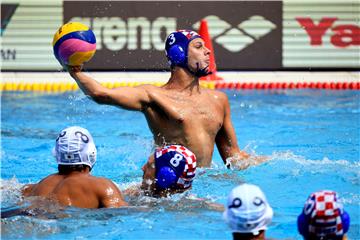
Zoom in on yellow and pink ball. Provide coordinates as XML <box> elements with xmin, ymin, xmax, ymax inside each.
<box><xmin>53</xmin><ymin>22</ymin><xmax>96</xmax><ymax>66</ymax></box>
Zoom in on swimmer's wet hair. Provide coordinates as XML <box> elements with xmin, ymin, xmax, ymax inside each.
<box><xmin>58</xmin><ymin>164</ymin><xmax>90</xmax><ymax>175</ymax></box>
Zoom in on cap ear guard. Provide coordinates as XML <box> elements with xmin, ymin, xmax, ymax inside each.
<box><xmin>154</xmin><ymin>151</ymin><xmax>186</xmax><ymax>190</ymax></box>
<box><xmin>86</xmin><ymin>143</ymin><xmax>97</xmax><ymax>169</ymax></box>
<box><xmin>167</xmin><ymin>45</ymin><xmax>186</xmax><ymax>66</ymax></box>
<box><xmin>341</xmin><ymin>210</ymin><xmax>350</xmax><ymax>234</ymax></box>
<box><xmin>297</xmin><ymin>210</ymin><xmax>350</xmax><ymax>237</ymax></box>
<box><xmin>156</xmin><ymin>166</ymin><xmax>178</xmax><ymax>189</ymax></box>
<box><xmin>297</xmin><ymin>212</ymin><xmax>308</xmax><ymax>237</ymax></box>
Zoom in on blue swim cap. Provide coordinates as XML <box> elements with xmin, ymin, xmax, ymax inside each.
<box><xmin>154</xmin><ymin>145</ymin><xmax>197</xmax><ymax>190</ymax></box>
<box><xmin>165</xmin><ymin>30</ymin><xmax>202</xmax><ymax>70</ymax></box>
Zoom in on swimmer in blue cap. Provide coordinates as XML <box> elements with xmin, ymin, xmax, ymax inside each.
<box><xmin>297</xmin><ymin>190</ymin><xmax>350</xmax><ymax>240</ymax></box>
<box><xmin>67</xmin><ymin>30</ymin><xmax>267</xmax><ymax>169</ymax></box>
<box><xmin>140</xmin><ymin>145</ymin><xmax>197</xmax><ymax>197</ymax></box>
<box><xmin>165</xmin><ymin>30</ymin><xmax>211</xmax><ymax>77</ymax></box>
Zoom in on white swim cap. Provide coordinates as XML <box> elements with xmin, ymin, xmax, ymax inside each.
<box><xmin>54</xmin><ymin>126</ymin><xmax>97</xmax><ymax>169</ymax></box>
<box><xmin>223</xmin><ymin>183</ymin><xmax>273</xmax><ymax>235</ymax></box>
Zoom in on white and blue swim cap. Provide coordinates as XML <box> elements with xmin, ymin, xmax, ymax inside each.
<box><xmin>54</xmin><ymin>126</ymin><xmax>97</xmax><ymax>169</ymax></box>
<box><xmin>223</xmin><ymin>183</ymin><xmax>273</xmax><ymax>235</ymax></box>
<box><xmin>154</xmin><ymin>145</ymin><xmax>197</xmax><ymax>190</ymax></box>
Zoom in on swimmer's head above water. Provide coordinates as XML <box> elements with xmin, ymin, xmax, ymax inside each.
<box><xmin>53</xmin><ymin>126</ymin><xmax>97</xmax><ymax>173</ymax></box>
<box><xmin>165</xmin><ymin>30</ymin><xmax>211</xmax><ymax>77</ymax></box>
<box><xmin>223</xmin><ymin>183</ymin><xmax>273</xmax><ymax>239</ymax></box>
<box><xmin>141</xmin><ymin>145</ymin><xmax>197</xmax><ymax>196</ymax></box>
<box><xmin>297</xmin><ymin>190</ymin><xmax>350</xmax><ymax>240</ymax></box>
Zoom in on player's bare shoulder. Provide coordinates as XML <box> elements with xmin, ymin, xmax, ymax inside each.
<box><xmin>38</xmin><ymin>173</ymin><xmax>64</xmax><ymax>184</ymax></box>
<box><xmin>136</xmin><ymin>83</ymin><xmax>166</xmax><ymax>99</ymax></box>
<box><xmin>137</xmin><ymin>83</ymin><xmax>176</xmax><ymax>104</ymax></box>
<box><xmin>203</xmin><ymin>88</ymin><xmax>229</xmax><ymax>106</ymax></box>
<box><xmin>90</xmin><ymin>176</ymin><xmax>118</xmax><ymax>190</ymax></box>
<box><xmin>136</xmin><ymin>83</ymin><xmax>165</xmax><ymax>94</ymax></box>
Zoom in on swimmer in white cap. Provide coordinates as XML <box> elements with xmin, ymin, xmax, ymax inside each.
<box><xmin>22</xmin><ymin>126</ymin><xmax>127</xmax><ymax>208</ymax></box>
<box><xmin>223</xmin><ymin>183</ymin><xmax>273</xmax><ymax>240</ymax></box>
<box><xmin>66</xmin><ymin>30</ymin><xmax>267</xmax><ymax>169</ymax></box>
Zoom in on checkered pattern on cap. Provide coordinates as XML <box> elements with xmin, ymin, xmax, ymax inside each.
<box><xmin>157</xmin><ymin>145</ymin><xmax>197</xmax><ymax>189</ymax></box>
<box><xmin>304</xmin><ymin>190</ymin><xmax>344</xmax><ymax>236</ymax></box>
<box><xmin>177</xmin><ymin>29</ymin><xmax>201</xmax><ymax>40</ymax></box>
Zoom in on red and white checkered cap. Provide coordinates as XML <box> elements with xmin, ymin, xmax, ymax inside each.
<box><xmin>156</xmin><ymin>145</ymin><xmax>197</xmax><ymax>189</ymax></box>
<box><xmin>177</xmin><ymin>29</ymin><xmax>201</xmax><ymax>40</ymax></box>
<box><xmin>305</xmin><ymin>190</ymin><xmax>344</xmax><ymax>236</ymax></box>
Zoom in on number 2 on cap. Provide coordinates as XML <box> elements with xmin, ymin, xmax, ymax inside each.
<box><xmin>170</xmin><ymin>153</ymin><xmax>182</xmax><ymax>167</ymax></box>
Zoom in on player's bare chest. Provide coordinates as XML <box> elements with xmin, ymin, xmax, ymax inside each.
<box><xmin>173</xmin><ymin>98</ymin><xmax>223</xmax><ymax>128</ymax></box>
<box><xmin>148</xmin><ymin>91</ymin><xmax>224</xmax><ymax>128</ymax></box>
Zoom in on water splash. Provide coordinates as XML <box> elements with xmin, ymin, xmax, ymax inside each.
<box><xmin>1</xmin><ymin>216</ymin><xmax>61</xmax><ymax>239</ymax></box>
<box><xmin>270</xmin><ymin>150</ymin><xmax>358</xmax><ymax>169</ymax></box>
<box><xmin>1</xmin><ymin>177</ymin><xmax>24</xmax><ymax>208</ymax></box>
<box><xmin>341</xmin><ymin>192</ymin><xmax>360</xmax><ymax>205</ymax></box>
<box><xmin>118</xmin><ymin>180</ymin><xmax>224</xmax><ymax>212</ymax></box>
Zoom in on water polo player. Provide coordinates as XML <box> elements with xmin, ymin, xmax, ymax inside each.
<box><xmin>223</xmin><ymin>183</ymin><xmax>273</xmax><ymax>240</ymax></box>
<box><xmin>21</xmin><ymin>126</ymin><xmax>127</xmax><ymax>209</ymax></box>
<box><xmin>67</xmin><ymin>29</ymin><xmax>267</xmax><ymax>169</ymax></box>
<box><xmin>297</xmin><ymin>190</ymin><xmax>350</xmax><ymax>240</ymax></box>
<box><xmin>141</xmin><ymin>145</ymin><xmax>197</xmax><ymax>197</ymax></box>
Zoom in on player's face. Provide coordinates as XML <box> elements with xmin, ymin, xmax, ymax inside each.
<box><xmin>187</xmin><ymin>38</ymin><xmax>211</xmax><ymax>74</ymax></box>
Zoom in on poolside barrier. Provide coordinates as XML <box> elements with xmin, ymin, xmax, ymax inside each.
<box><xmin>214</xmin><ymin>82</ymin><xmax>360</xmax><ymax>90</ymax></box>
<box><xmin>2</xmin><ymin>81</ymin><xmax>359</xmax><ymax>92</ymax></box>
<box><xmin>1</xmin><ymin>72</ymin><xmax>359</xmax><ymax>92</ymax></box>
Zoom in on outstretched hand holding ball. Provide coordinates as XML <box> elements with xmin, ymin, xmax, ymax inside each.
<box><xmin>53</xmin><ymin>22</ymin><xmax>96</xmax><ymax>67</ymax></box>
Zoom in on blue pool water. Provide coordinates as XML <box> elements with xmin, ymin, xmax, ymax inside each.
<box><xmin>1</xmin><ymin>90</ymin><xmax>359</xmax><ymax>239</ymax></box>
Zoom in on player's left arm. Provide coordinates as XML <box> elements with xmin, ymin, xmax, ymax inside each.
<box><xmin>215</xmin><ymin>94</ymin><xmax>268</xmax><ymax>170</ymax></box>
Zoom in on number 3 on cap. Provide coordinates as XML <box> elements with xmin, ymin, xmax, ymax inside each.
<box><xmin>170</xmin><ymin>153</ymin><xmax>182</xmax><ymax>167</ymax></box>
<box><xmin>168</xmin><ymin>33</ymin><xmax>176</xmax><ymax>45</ymax></box>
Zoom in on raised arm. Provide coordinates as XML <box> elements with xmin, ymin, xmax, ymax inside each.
<box><xmin>68</xmin><ymin>66</ymin><xmax>151</xmax><ymax>111</ymax></box>
<box><xmin>98</xmin><ymin>178</ymin><xmax>128</xmax><ymax>208</ymax></box>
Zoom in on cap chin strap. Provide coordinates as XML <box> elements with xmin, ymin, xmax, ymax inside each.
<box><xmin>188</xmin><ymin>62</ymin><xmax>211</xmax><ymax>78</ymax></box>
